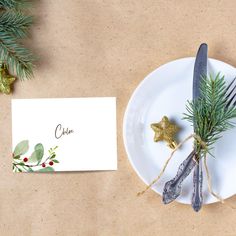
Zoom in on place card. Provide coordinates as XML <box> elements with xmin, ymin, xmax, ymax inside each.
<box><xmin>12</xmin><ymin>98</ymin><xmax>117</xmax><ymax>172</ymax></box>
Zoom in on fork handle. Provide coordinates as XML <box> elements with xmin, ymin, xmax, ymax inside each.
<box><xmin>162</xmin><ymin>150</ymin><xmax>196</xmax><ymax>204</ymax></box>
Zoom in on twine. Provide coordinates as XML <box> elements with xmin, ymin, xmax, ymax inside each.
<box><xmin>137</xmin><ymin>134</ymin><xmax>200</xmax><ymax>196</ymax></box>
<box><xmin>137</xmin><ymin>133</ymin><xmax>224</xmax><ymax>204</ymax></box>
<box><xmin>203</xmin><ymin>155</ymin><xmax>224</xmax><ymax>203</ymax></box>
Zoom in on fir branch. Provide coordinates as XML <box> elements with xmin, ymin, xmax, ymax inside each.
<box><xmin>0</xmin><ymin>0</ymin><xmax>35</xmax><ymax>80</ymax></box>
<box><xmin>0</xmin><ymin>30</ymin><xmax>35</xmax><ymax>79</ymax></box>
<box><xmin>0</xmin><ymin>11</ymin><xmax>33</xmax><ymax>38</ymax></box>
<box><xmin>183</xmin><ymin>73</ymin><xmax>236</xmax><ymax>152</ymax></box>
<box><xmin>0</xmin><ymin>0</ymin><xmax>30</xmax><ymax>10</ymax></box>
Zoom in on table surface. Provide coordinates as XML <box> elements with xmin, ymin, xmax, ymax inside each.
<box><xmin>1</xmin><ymin>0</ymin><xmax>236</xmax><ymax>235</ymax></box>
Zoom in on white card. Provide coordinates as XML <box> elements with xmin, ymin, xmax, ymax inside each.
<box><xmin>12</xmin><ymin>98</ymin><xmax>117</xmax><ymax>172</ymax></box>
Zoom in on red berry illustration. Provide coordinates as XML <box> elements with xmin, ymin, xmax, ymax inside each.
<box><xmin>23</xmin><ymin>157</ymin><xmax>28</xmax><ymax>162</ymax></box>
<box><xmin>49</xmin><ymin>161</ymin><xmax>54</xmax><ymax>166</ymax></box>
<box><xmin>42</xmin><ymin>163</ymin><xmax>46</xmax><ymax>168</ymax></box>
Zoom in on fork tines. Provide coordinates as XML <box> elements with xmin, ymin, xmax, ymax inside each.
<box><xmin>226</xmin><ymin>76</ymin><xmax>236</xmax><ymax>108</ymax></box>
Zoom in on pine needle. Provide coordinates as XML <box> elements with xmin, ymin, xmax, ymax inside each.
<box><xmin>0</xmin><ymin>11</ymin><xmax>33</xmax><ymax>38</ymax></box>
<box><xmin>0</xmin><ymin>0</ymin><xmax>35</xmax><ymax>80</ymax></box>
<box><xmin>0</xmin><ymin>0</ymin><xmax>30</xmax><ymax>10</ymax></box>
<box><xmin>183</xmin><ymin>73</ymin><xmax>236</xmax><ymax>153</ymax></box>
<box><xmin>0</xmin><ymin>31</ymin><xmax>35</xmax><ymax>79</ymax></box>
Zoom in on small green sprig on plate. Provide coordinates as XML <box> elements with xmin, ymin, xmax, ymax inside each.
<box><xmin>183</xmin><ymin>73</ymin><xmax>236</xmax><ymax>157</ymax></box>
<box><xmin>12</xmin><ymin>140</ymin><xmax>59</xmax><ymax>172</ymax></box>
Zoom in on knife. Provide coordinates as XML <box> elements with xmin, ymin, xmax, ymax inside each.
<box><xmin>162</xmin><ymin>44</ymin><xmax>208</xmax><ymax>206</ymax></box>
<box><xmin>191</xmin><ymin>43</ymin><xmax>208</xmax><ymax>212</ymax></box>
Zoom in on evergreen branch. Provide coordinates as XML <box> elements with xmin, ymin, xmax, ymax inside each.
<box><xmin>183</xmin><ymin>74</ymin><xmax>236</xmax><ymax>153</ymax></box>
<box><xmin>0</xmin><ymin>0</ymin><xmax>30</xmax><ymax>10</ymax></box>
<box><xmin>0</xmin><ymin>11</ymin><xmax>33</xmax><ymax>38</ymax></box>
<box><xmin>0</xmin><ymin>0</ymin><xmax>35</xmax><ymax>80</ymax></box>
<box><xmin>0</xmin><ymin>31</ymin><xmax>35</xmax><ymax>79</ymax></box>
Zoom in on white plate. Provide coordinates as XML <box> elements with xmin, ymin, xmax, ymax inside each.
<box><xmin>123</xmin><ymin>57</ymin><xmax>236</xmax><ymax>204</ymax></box>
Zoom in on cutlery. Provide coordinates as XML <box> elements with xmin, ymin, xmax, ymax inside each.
<box><xmin>162</xmin><ymin>150</ymin><xmax>196</xmax><ymax>204</ymax></box>
<box><xmin>162</xmin><ymin>74</ymin><xmax>236</xmax><ymax>206</ymax></box>
<box><xmin>191</xmin><ymin>43</ymin><xmax>208</xmax><ymax>212</ymax></box>
<box><xmin>162</xmin><ymin>44</ymin><xmax>208</xmax><ymax>208</ymax></box>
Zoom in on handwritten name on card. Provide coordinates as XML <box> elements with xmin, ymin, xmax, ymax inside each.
<box><xmin>55</xmin><ymin>124</ymin><xmax>74</xmax><ymax>139</ymax></box>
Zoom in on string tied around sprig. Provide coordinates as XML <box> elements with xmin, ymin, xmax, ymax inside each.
<box><xmin>137</xmin><ymin>133</ymin><xmax>224</xmax><ymax>203</ymax></box>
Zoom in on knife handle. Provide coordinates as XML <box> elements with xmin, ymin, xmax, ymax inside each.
<box><xmin>191</xmin><ymin>160</ymin><xmax>203</xmax><ymax>212</ymax></box>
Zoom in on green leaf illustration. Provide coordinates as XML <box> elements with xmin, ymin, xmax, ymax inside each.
<box><xmin>13</xmin><ymin>141</ymin><xmax>59</xmax><ymax>173</ymax></box>
<box><xmin>34</xmin><ymin>143</ymin><xmax>44</xmax><ymax>164</ymax></box>
<box><xmin>13</xmin><ymin>140</ymin><xmax>29</xmax><ymax>156</ymax></box>
<box><xmin>28</xmin><ymin>143</ymin><xmax>44</xmax><ymax>164</ymax></box>
<box><xmin>29</xmin><ymin>150</ymin><xmax>41</xmax><ymax>163</ymax></box>
<box><xmin>17</xmin><ymin>162</ymin><xmax>25</xmax><ymax>166</ymax></box>
<box><xmin>37</xmin><ymin>167</ymin><xmax>54</xmax><ymax>172</ymax></box>
<box><xmin>50</xmin><ymin>154</ymin><xmax>56</xmax><ymax>159</ymax></box>
<box><xmin>27</xmin><ymin>167</ymin><xmax>34</xmax><ymax>172</ymax></box>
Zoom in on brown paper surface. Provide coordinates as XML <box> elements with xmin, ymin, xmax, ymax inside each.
<box><xmin>1</xmin><ymin>0</ymin><xmax>236</xmax><ymax>235</ymax></box>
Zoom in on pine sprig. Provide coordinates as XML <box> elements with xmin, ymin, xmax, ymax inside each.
<box><xmin>183</xmin><ymin>73</ymin><xmax>236</xmax><ymax>152</ymax></box>
<box><xmin>0</xmin><ymin>0</ymin><xmax>35</xmax><ymax>80</ymax></box>
<box><xmin>0</xmin><ymin>31</ymin><xmax>34</xmax><ymax>79</ymax></box>
<box><xmin>0</xmin><ymin>11</ymin><xmax>33</xmax><ymax>38</ymax></box>
<box><xmin>0</xmin><ymin>0</ymin><xmax>29</xmax><ymax>10</ymax></box>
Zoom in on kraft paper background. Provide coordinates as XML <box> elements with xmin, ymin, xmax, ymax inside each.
<box><xmin>1</xmin><ymin>0</ymin><xmax>236</xmax><ymax>235</ymax></box>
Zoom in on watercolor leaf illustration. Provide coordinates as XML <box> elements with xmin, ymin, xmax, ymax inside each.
<box><xmin>37</xmin><ymin>167</ymin><xmax>54</xmax><ymax>172</ymax></box>
<box><xmin>13</xmin><ymin>140</ymin><xmax>29</xmax><ymax>157</ymax></box>
<box><xmin>29</xmin><ymin>143</ymin><xmax>44</xmax><ymax>164</ymax></box>
<box><xmin>12</xmin><ymin>140</ymin><xmax>59</xmax><ymax>173</ymax></box>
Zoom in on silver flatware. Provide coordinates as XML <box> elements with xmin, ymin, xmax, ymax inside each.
<box><xmin>162</xmin><ymin>150</ymin><xmax>196</xmax><ymax>204</ymax></box>
<box><xmin>191</xmin><ymin>43</ymin><xmax>208</xmax><ymax>212</ymax></box>
<box><xmin>162</xmin><ymin>44</ymin><xmax>236</xmax><ymax>209</ymax></box>
<box><xmin>162</xmin><ymin>44</ymin><xmax>208</xmax><ymax>208</ymax></box>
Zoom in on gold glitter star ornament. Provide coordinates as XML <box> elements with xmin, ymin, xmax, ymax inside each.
<box><xmin>0</xmin><ymin>64</ymin><xmax>16</xmax><ymax>94</ymax></box>
<box><xmin>151</xmin><ymin>116</ymin><xmax>180</xmax><ymax>149</ymax></box>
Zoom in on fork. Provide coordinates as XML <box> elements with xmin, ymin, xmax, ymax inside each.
<box><xmin>162</xmin><ymin>76</ymin><xmax>236</xmax><ymax>208</ymax></box>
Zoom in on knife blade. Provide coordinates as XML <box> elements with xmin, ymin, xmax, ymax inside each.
<box><xmin>193</xmin><ymin>43</ymin><xmax>208</xmax><ymax>100</ymax></box>
<box><xmin>191</xmin><ymin>43</ymin><xmax>208</xmax><ymax>212</ymax></box>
